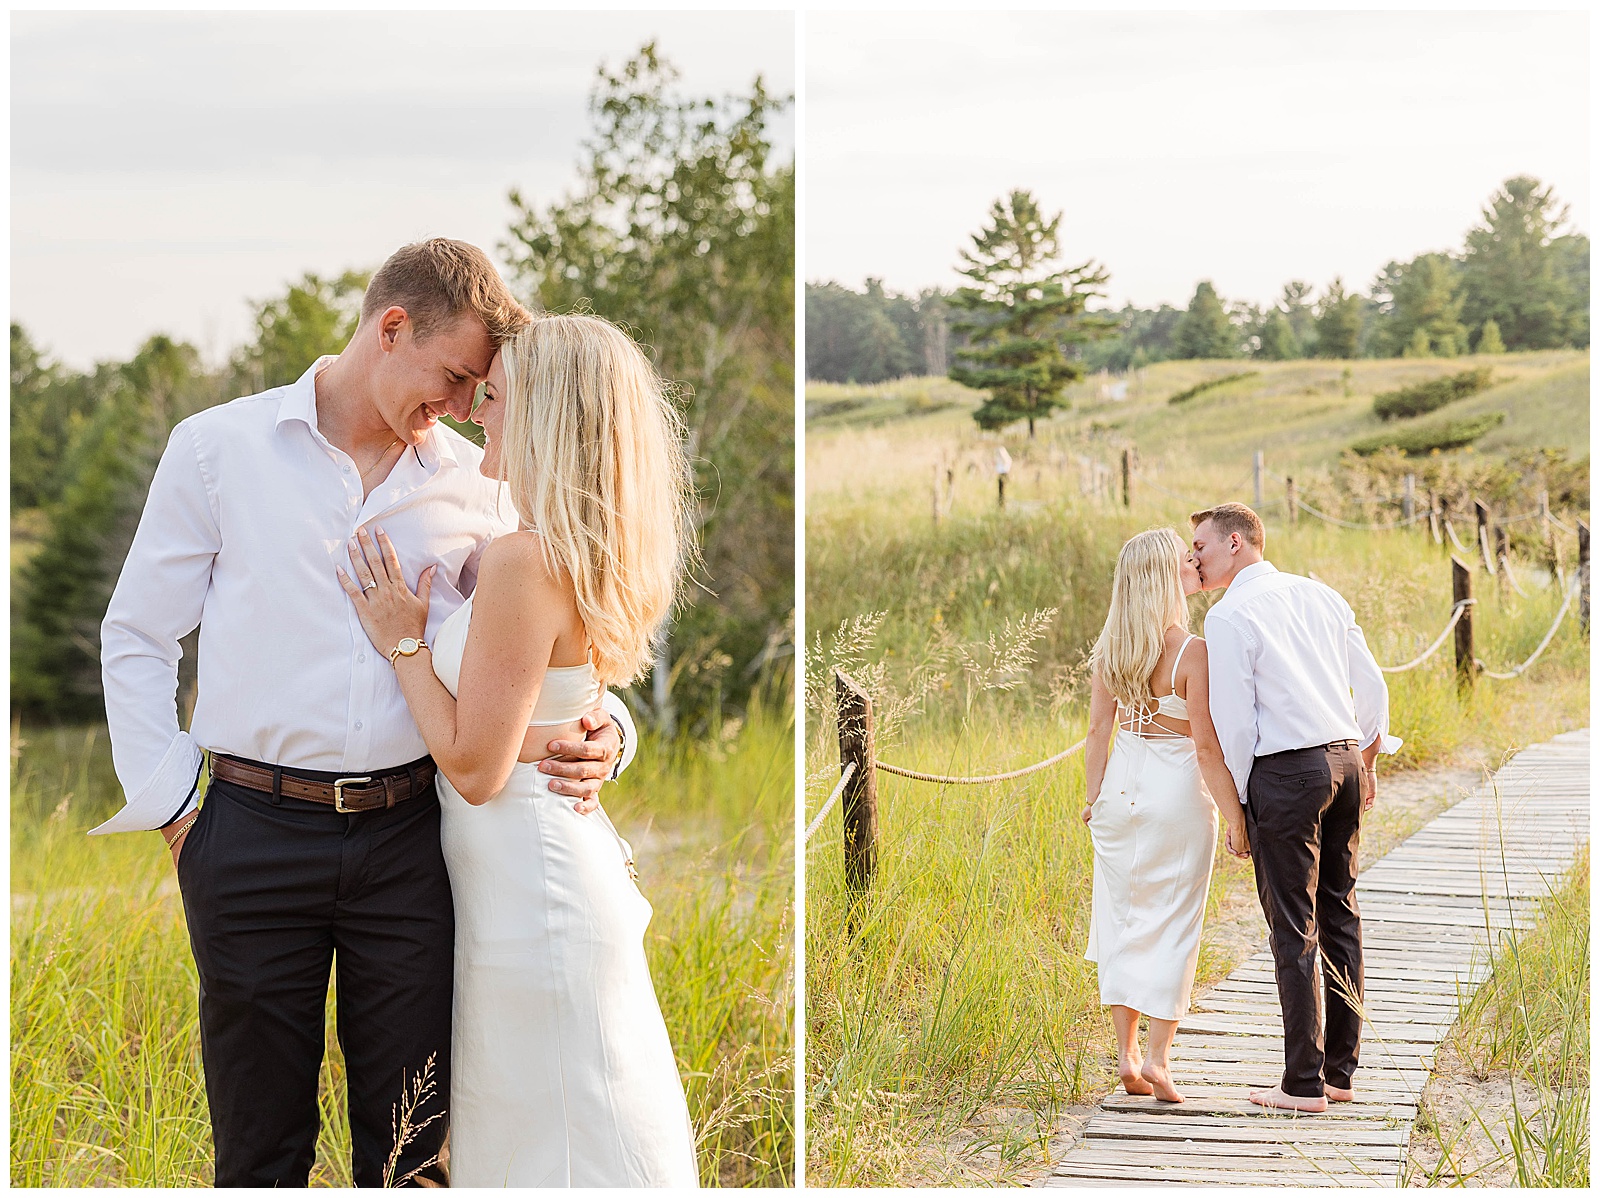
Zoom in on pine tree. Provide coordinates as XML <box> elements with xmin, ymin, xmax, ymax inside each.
<box><xmin>1172</xmin><ymin>281</ymin><xmax>1237</xmax><ymax>359</ymax></box>
<box><xmin>947</xmin><ymin>189</ymin><xmax>1112</xmax><ymax>436</ymax></box>
<box><xmin>1314</xmin><ymin>278</ymin><xmax>1365</xmax><ymax>359</ymax></box>
<box><xmin>1257</xmin><ymin>309</ymin><xmax>1301</xmax><ymax>360</ymax></box>
<box><xmin>1459</xmin><ymin>176</ymin><xmax>1581</xmax><ymax>350</ymax></box>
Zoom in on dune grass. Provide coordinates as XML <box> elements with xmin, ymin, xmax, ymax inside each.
<box><xmin>803</xmin><ymin>359</ymin><xmax>1588</xmax><ymax>1185</ymax></box>
<box><xmin>10</xmin><ymin>702</ymin><xmax>794</xmax><ymax>1188</ymax></box>
<box><xmin>1408</xmin><ymin>846</ymin><xmax>1589</xmax><ymax>1187</ymax></box>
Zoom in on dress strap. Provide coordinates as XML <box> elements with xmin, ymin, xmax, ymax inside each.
<box><xmin>1169</xmin><ymin>633</ymin><xmax>1196</xmax><ymax>692</ymax></box>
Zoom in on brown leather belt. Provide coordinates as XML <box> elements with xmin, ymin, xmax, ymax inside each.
<box><xmin>210</xmin><ymin>754</ymin><xmax>437</xmax><ymax>813</ymax></box>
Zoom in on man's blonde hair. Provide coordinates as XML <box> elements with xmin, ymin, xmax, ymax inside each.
<box><xmin>1189</xmin><ymin>501</ymin><xmax>1266</xmax><ymax>552</ymax></box>
<box><xmin>499</xmin><ymin>315</ymin><xmax>696</xmax><ymax>687</ymax></box>
<box><xmin>362</xmin><ymin>239</ymin><xmax>531</xmax><ymax>345</ymax></box>
<box><xmin>1090</xmin><ymin>528</ymin><xmax>1191</xmax><ymax>713</ymax></box>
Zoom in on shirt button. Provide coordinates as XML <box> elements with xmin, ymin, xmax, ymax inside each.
<box><xmin>343</xmin><ymin>465</ymin><xmax>351</xmax><ymax>474</ymax></box>
<box><xmin>354</xmin><ymin>721</ymin><xmax>363</xmax><ymax>731</ymax></box>
<box><xmin>358</xmin><ymin>654</ymin><xmax>366</xmax><ymax>663</ymax></box>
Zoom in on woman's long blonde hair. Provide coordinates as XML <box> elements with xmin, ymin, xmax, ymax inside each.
<box><xmin>498</xmin><ymin>314</ymin><xmax>696</xmax><ymax>687</ymax></box>
<box><xmin>1089</xmin><ymin>528</ymin><xmax>1190</xmax><ymax>713</ymax></box>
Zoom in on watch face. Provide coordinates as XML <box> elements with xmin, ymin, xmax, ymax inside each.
<box><xmin>398</xmin><ymin>638</ymin><xmax>419</xmax><ymax>655</ymax></box>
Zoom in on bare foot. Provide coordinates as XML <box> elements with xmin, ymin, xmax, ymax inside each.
<box><xmin>1249</xmin><ymin>1085</ymin><xmax>1327</xmax><ymax>1113</ymax></box>
<box><xmin>1141</xmin><ymin>1060</ymin><xmax>1184</xmax><ymax>1103</ymax></box>
<box><xmin>1325</xmin><ymin>1084</ymin><xmax>1354</xmax><ymax>1102</ymax></box>
<box><xmin>1118</xmin><ymin>1055</ymin><xmax>1154</xmax><ymax>1096</ymax></box>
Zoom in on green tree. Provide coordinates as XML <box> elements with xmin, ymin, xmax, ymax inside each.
<box><xmin>1280</xmin><ymin>280</ymin><xmax>1318</xmax><ymax>353</ymax></box>
<box><xmin>1314</xmin><ymin>277</ymin><xmax>1364</xmax><ymax>359</ymax></box>
<box><xmin>1171</xmin><ymin>281</ymin><xmax>1236</xmax><ymax>359</ymax></box>
<box><xmin>1257</xmin><ymin>308</ymin><xmax>1301</xmax><ymax>360</ymax></box>
<box><xmin>1475</xmin><ymin>317</ymin><xmax>1506</xmax><ymax>354</ymax></box>
<box><xmin>1373</xmin><ymin>253</ymin><xmax>1468</xmax><ymax>357</ymax></box>
<box><xmin>11</xmin><ymin>324</ymin><xmax>96</xmax><ymax>511</ymax></box>
<box><xmin>12</xmin><ymin>336</ymin><xmax>217</xmax><ymax>718</ymax></box>
<box><xmin>1459</xmin><ymin>176</ymin><xmax>1584</xmax><ymax>350</ymax></box>
<box><xmin>504</xmin><ymin>43</ymin><xmax>794</xmax><ymax>736</ymax></box>
<box><xmin>947</xmin><ymin>189</ymin><xmax>1112</xmax><ymax>435</ymax></box>
<box><xmin>230</xmin><ymin>270</ymin><xmax>369</xmax><ymax>393</ymax></box>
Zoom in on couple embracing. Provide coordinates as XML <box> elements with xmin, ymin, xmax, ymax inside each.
<box><xmin>1083</xmin><ymin>502</ymin><xmax>1399</xmax><ymax>1110</ymax></box>
<box><xmin>95</xmin><ymin>240</ymin><xmax>699</xmax><ymax>1186</ymax></box>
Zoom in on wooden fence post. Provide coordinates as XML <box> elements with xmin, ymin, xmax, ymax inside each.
<box><xmin>1427</xmin><ymin>490</ymin><xmax>1442</xmax><ymax>547</ymax></box>
<box><xmin>1253</xmin><ymin>450</ymin><xmax>1264</xmax><ymax>507</ymax></box>
<box><xmin>932</xmin><ymin>463</ymin><xmax>942</xmax><ymax>526</ymax></box>
<box><xmin>1494</xmin><ymin>525</ymin><xmax>1511</xmax><ymax>588</ymax></box>
<box><xmin>1475</xmin><ymin>499</ymin><xmax>1496</xmax><ymax>576</ymax></box>
<box><xmin>1121</xmin><ymin>448</ymin><xmax>1136</xmax><ymax>508</ymax></box>
<box><xmin>835</xmin><ymin>669</ymin><xmax>879</xmax><ymax>895</ymax></box>
<box><xmin>1453</xmin><ymin>557</ymin><xmax>1475</xmax><ymax>692</ymax></box>
<box><xmin>1286</xmin><ymin>476</ymin><xmax>1298</xmax><ymax>525</ymax></box>
<box><xmin>1402</xmin><ymin>474</ymin><xmax>1416</xmax><ymax>524</ymax></box>
<box><xmin>1580</xmin><ymin>520</ymin><xmax>1590</xmax><ymax>634</ymax></box>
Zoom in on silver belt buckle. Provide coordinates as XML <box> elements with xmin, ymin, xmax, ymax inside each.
<box><xmin>333</xmin><ymin>776</ymin><xmax>372</xmax><ymax>814</ymax></box>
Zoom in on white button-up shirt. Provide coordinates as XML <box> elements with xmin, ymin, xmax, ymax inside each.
<box><xmin>95</xmin><ymin>357</ymin><xmax>636</xmax><ymax>834</ymax></box>
<box><xmin>1203</xmin><ymin>560</ymin><xmax>1401</xmax><ymax>802</ymax></box>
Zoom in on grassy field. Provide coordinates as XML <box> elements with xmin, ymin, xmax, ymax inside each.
<box><xmin>1406</xmin><ymin>847</ymin><xmax>1589</xmax><ymax>1187</ymax></box>
<box><xmin>11</xmin><ymin>702</ymin><xmax>794</xmax><ymax>1188</ymax></box>
<box><xmin>804</xmin><ymin>353</ymin><xmax>1589</xmax><ymax>1186</ymax></box>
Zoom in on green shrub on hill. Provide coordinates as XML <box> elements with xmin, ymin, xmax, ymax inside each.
<box><xmin>1372</xmin><ymin>366</ymin><xmax>1493</xmax><ymax>420</ymax></box>
<box><xmin>1351</xmin><ymin>412</ymin><xmax>1506</xmax><ymax>457</ymax></box>
<box><xmin>1165</xmin><ymin>370</ymin><xmax>1259</xmax><ymax>405</ymax></box>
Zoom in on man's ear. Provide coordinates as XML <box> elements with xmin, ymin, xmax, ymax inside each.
<box><xmin>377</xmin><ymin>306</ymin><xmax>410</xmax><ymax>352</ymax></box>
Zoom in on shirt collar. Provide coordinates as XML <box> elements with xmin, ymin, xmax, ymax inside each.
<box><xmin>274</xmin><ymin>354</ymin><xmax>455</xmax><ymax>473</ymax></box>
<box><xmin>273</xmin><ymin>357</ymin><xmax>333</xmax><ymax>432</ymax></box>
<box><xmin>1213</xmin><ymin>559</ymin><xmax>1277</xmax><ymax>609</ymax></box>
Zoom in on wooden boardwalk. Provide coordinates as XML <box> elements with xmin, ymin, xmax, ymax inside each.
<box><xmin>1045</xmin><ymin>730</ymin><xmax>1590</xmax><ymax>1188</ymax></box>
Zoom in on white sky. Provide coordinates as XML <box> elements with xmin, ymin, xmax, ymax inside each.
<box><xmin>806</xmin><ymin>10</ymin><xmax>1589</xmax><ymax>310</ymax></box>
<box><xmin>12</xmin><ymin>11</ymin><xmax>795</xmax><ymax>369</ymax></box>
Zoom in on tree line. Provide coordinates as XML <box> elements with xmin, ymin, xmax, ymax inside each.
<box><xmin>807</xmin><ymin>175</ymin><xmax>1588</xmax><ymax>385</ymax></box>
<box><xmin>11</xmin><ymin>45</ymin><xmax>794</xmax><ymax>738</ymax></box>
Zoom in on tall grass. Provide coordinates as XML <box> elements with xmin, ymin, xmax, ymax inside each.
<box><xmin>11</xmin><ymin>704</ymin><xmax>794</xmax><ymax>1188</ymax></box>
<box><xmin>1409</xmin><ymin>847</ymin><xmax>1589</xmax><ymax>1187</ymax></box>
<box><xmin>804</xmin><ymin>366</ymin><xmax>1587</xmax><ymax>1185</ymax></box>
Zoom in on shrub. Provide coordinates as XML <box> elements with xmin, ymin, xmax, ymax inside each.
<box><xmin>1350</xmin><ymin>412</ymin><xmax>1506</xmax><ymax>457</ymax></box>
<box><xmin>1372</xmin><ymin>366</ymin><xmax>1494</xmax><ymax>420</ymax></box>
<box><xmin>1165</xmin><ymin>370</ymin><xmax>1258</xmax><ymax>405</ymax></box>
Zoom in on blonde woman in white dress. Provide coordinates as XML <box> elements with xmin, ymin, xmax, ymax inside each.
<box><xmin>338</xmin><ymin>315</ymin><xmax>699</xmax><ymax>1186</ymax></box>
<box><xmin>1081</xmin><ymin>528</ymin><xmax>1249</xmax><ymax>1103</ymax></box>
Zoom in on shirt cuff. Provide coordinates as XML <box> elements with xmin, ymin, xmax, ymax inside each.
<box><xmin>1361</xmin><ymin>730</ymin><xmax>1404</xmax><ymax>756</ymax></box>
<box><xmin>89</xmin><ymin>732</ymin><xmax>205</xmax><ymax>835</ymax></box>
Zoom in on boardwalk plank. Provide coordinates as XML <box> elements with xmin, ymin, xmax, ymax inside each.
<box><xmin>1045</xmin><ymin>731</ymin><xmax>1589</xmax><ymax>1189</ymax></box>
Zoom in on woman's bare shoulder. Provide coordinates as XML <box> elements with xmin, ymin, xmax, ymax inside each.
<box><xmin>476</xmin><ymin>531</ymin><xmax>574</xmax><ymax>609</ymax></box>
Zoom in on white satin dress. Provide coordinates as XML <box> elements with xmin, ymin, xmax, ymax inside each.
<box><xmin>432</xmin><ymin>595</ymin><xmax>699</xmax><ymax>1188</ymax></box>
<box><xmin>1085</xmin><ymin>635</ymin><xmax>1219</xmax><ymax>1022</ymax></box>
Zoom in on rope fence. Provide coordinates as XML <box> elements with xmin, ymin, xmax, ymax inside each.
<box><xmin>816</xmin><ymin>547</ymin><xmax>1589</xmax><ymax>891</ymax></box>
<box><xmin>1377</xmin><ymin>599</ymin><xmax>1475</xmax><ymax>673</ymax></box>
<box><xmin>876</xmin><ymin>738</ymin><xmax>1087</xmax><ymax>785</ymax></box>
<box><xmin>1475</xmin><ymin>575</ymin><xmax>1582</xmax><ymax>680</ymax></box>
<box><xmin>803</xmin><ymin>761</ymin><xmax>855</xmax><ymax>845</ymax></box>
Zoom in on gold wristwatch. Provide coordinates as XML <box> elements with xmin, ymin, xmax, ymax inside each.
<box><xmin>388</xmin><ymin>637</ymin><xmax>429</xmax><ymax>664</ymax></box>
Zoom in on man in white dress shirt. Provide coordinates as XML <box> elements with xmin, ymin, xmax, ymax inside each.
<box><xmin>1190</xmin><ymin>502</ymin><xmax>1399</xmax><ymax>1114</ymax></box>
<box><xmin>98</xmin><ymin>240</ymin><xmax>635</xmax><ymax>1186</ymax></box>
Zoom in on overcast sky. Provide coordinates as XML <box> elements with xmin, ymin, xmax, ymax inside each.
<box><xmin>12</xmin><ymin>11</ymin><xmax>794</xmax><ymax>369</ymax></box>
<box><xmin>806</xmin><ymin>10</ymin><xmax>1589</xmax><ymax>311</ymax></box>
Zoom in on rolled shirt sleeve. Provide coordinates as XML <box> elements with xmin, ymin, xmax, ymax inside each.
<box><xmin>94</xmin><ymin>420</ymin><xmax>219</xmax><ymax>834</ymax></box>
<box><xmin>1203</xmin><ymin>608</ymin><xmax>1261</xmax><ymax>802</ymax></box>
<box><xmin>1345</xmin><ymin>603</ymin><xmax>1403</xmax><ymax>757</ymax></box>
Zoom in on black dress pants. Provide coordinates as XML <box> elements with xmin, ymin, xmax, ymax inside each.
<box><xmin>1244</xmin><ymin>743</ymin><xmax>1364</xmax><ymax>1098</ymax></box>
<box><xmin>176</xmin><ymin>773</ymin><xmax>454</xmax><ymax>1187</ymax></box>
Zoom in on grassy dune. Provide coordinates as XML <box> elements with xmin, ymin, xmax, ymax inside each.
<box><xmin>804</xmin><ymin>353</ymin><xmax>1588</xmax><ymax>1186</ymax></box>
<box><xmin>11</xmin><ymin>705</ymin><xmax>794</xmax><ymax>1188</ymax></box>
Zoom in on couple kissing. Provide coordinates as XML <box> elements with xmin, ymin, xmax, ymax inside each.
<box><xmin>1083</xmin><ymin>502</ymin><xmax>1399</xmax><ymax>1111</ymax></box>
